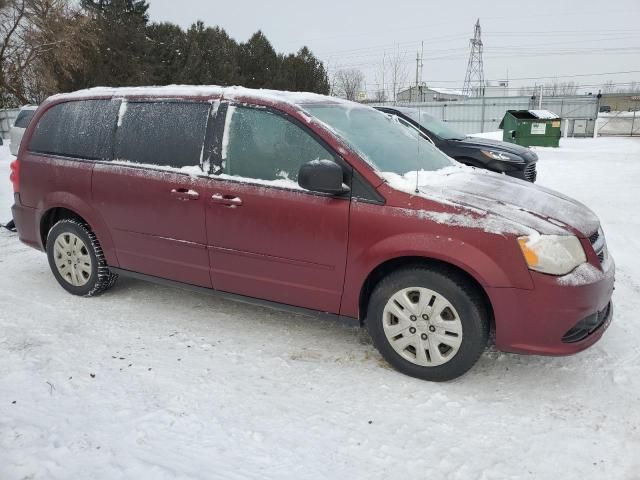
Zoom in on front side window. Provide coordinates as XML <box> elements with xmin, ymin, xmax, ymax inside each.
<box><xmin>114</xmin><ymin>102</ymin><xmax>210</xmax><ymax>168</ymax></box>
<box><xmin>28</xmin><ymin>100</ymin><xmax>119</xmax><ymax>160</ymax></box>
<box><xmin>221</xmin><ymin>106</ymin><xmax>334</xmax><ymax>183</ymax></box>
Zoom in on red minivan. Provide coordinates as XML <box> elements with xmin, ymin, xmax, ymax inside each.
<box><xmin>10</xmin><ymin>86</ymin><xmax>615</xmax><ymax>381</ymax></box>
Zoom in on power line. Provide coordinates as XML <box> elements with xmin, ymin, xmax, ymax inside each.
<box><xmin>361</xmin><ymin>78</ymin><xmax>640</xmax><ymax>91</ymax></box>
<box><xmin>317</xmin><ymin>30</ymin><xmax>640</xmax><ymax>65</ymax></box>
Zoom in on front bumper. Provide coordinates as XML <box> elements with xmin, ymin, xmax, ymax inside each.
<box><xmin>487</xmin><ymin>258</ymin><xmax>615</xmax><ymax>356</ymax></box>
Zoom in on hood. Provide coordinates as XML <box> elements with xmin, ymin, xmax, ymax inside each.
<box><xmin>413</xmin><ymin>168</ymin><xmax>598</xmax><ymax>237</ymax></box>
<box><xmin>453</xmin><ymin>136</ymin><xmax>536</xmax><ymax>160</ymax></box>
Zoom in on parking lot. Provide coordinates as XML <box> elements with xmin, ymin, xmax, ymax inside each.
<box><xmin>1</xmin><ymin>135</ymin><xmax>640</xmax><ymax>479</ymax></box>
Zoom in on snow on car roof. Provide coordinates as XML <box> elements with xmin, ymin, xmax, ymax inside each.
<box><xmin>529</xmin><ymin>109</ymin><xmax>560</xmax><ymax>119</ymax></box>
<box><xmin>49</xmin><ymin>85</ymin><xmax>351</xmax><ymax>108</ymax></box>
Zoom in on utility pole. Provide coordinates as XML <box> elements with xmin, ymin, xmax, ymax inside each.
<box><xmin>414</xmin><ymin>50</ymin><xmax>421</xmax><ymax>102</ymax></box>
<box><xmin>462</xmin><ymin>19</ymin><xmax>485</xmax><ymax>97</ymax></box>
<box><xmin>382</xmin><ymin>52</ymin><xmax>385</xmax><ymax>102</ymax></box>
<box><xmin>419</xmin><ymin>41</ymin><xmax>424</xmax><ymax>102</ymax></box>
<box><xmin>538</xmin><ymin>84</ymin><xmax>543</xmax><ymax>109</ymax></box>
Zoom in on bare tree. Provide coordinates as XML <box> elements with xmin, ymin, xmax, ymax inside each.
<box><xmin>558</xmin><ymin>81</ymin><xmax>578</xmax><ymax>96</ymax></box>
<box><xmin>373</xmin><ymin>89</ymin><xmax>386</xmax><ymax>102</ymax></box>
<box><xmin>373</xmin><ymin>52</ymin><xmax>388</xmax><ymax>103</ymax></box>
<box><xmin>601</xmin><ymin>80</ymin><xmax>616</xmax><ymax>94</ymax></box>
<box><xmin>0</xmin><ymin>0</ymin><xmax>28</xmax><ymax>104</ymax></box>
<box><xmin>614</xmin><ymin>81</ymin><xmax>640</xmax><ymax>94</ymax></box>
<box><xmin>544</xmin><ymin>81</ymin><xmax>559</xmax><ymax>97</ymax></box>
<box><xmin>542</xmin><ymin>80</ymin><xmax>579</xmax><ymax>97</ymax></box>
<box><xmin>0</xmin><ymin>0</ymin><xmax>94</xmax><ymax>106</ymax></box>
<box><xmin>334</xmin><ymin>68</ymin><xmax>364</xmax><ymax>101</ymax></box>
<box><xmin>386</xmin><ymin>45</ymin><xmax>408</xmax><ymax>103</ymax></box>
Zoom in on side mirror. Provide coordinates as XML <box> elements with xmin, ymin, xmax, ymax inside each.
<box><xmin>298</xmin><ymin>159</ymin><xmax>349</xmax><ymax>195</ymax></box>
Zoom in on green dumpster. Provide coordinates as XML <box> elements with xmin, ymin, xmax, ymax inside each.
<box><xmin>499</xmin><ymin>110</ymin><xmax>561</xmax><ymax>147</ymax></box>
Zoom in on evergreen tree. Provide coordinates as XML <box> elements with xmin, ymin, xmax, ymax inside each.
<box><xmin>278</xmin><ymin>47</ymin><xmax>330</xmax><ymax>94</ymax></box>
<box><xmin>144</xmin><ymin>22</ymin><xmax>187</xmax><ymax>85</ymax></box>
<box><xmin>20</xmin><ymin>1</ymin><xmax>332</xmax><ymax>96</ymax></box>
<box><xmin>180</xmin><ymin>21</ymin><xmax>240</xmax><ymax>86</ymax></box>
<box><xmin>81</xmin><ymin>0</ymin><xmax>151</xmax><ymax>86</ymax></box>
<box><xmin>237</xmin><ymin>31</ymin><xmax>279</xmax><ymax>88</ymax></box>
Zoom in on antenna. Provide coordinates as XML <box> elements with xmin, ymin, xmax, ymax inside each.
<box><xmin>415</xmin><ymin>105</ymin><xmax>421</xmax><ymax>193</ymax></box>
<box><xmin>462</xmin><ymin>19</ymin><xmax>485</xmax><ymax>97</ymax></box>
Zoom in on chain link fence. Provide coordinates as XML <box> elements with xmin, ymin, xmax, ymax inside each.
<box><xmin>372</xmin><ymin>95</ymin><xmax>606</xmax><ymax>137</ymax></box>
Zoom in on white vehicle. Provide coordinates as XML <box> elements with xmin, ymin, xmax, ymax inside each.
<box><xmin>9</xmin><ymin>105</ymin><xmax>38</xmax><ymax>155</ymax></box>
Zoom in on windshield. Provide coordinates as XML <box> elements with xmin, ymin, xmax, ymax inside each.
<box><xmin>403</xmin><ymin>110</ymin><xmax>466</xmax><ymax>140</ymax></box>
<box><xmin>304</xmin><ymin>105</ymin><xmax>453</xmax><ymax>175</ymax></box>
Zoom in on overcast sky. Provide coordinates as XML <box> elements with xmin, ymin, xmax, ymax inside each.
<box><xmin>148</xmin><ymin>0</ymin><xmax>640</xmax><ymax>95</ymax></box>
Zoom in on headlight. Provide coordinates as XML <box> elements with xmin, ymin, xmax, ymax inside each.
<box><xmin>480</xmin><ymin>150</ymin><xmax>520</xmax><ymax>161</ymax></box>
<box><xmin>517</xmin><ymin>235</ymin><xmax>587</xmax><ymax>275</ymax></box>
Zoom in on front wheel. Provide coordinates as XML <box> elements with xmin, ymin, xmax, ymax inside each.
<box><xmin>46</xmin><ymin>219</ymin><xmax>118</xmax><ymax>297</ymax></box>
<box><xmin>366</xmin><ymin>267</ymin><xmax>489</xmax><ymax>382</ymax></box>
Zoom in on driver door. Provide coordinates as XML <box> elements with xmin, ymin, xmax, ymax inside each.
<box><xmin>204</xmin><ymin>104</ymin><xmax>351</xmax><ymax>313</ymax></box>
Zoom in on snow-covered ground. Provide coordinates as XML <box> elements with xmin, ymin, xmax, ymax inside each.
<box><xmin>1</xmin><ymin>135</ymin><xmax>640</xmax><ymax>479</ymax></box>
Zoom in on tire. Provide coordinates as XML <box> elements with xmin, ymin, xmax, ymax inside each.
<box><xmin>46</xmin><ymin>219</ymin><xmax>118</xmax><ymax>297</ymax></box>
<box><xmin>366</xmin><ymin>266</ymin><xmax>489</xmax><ymax>382</ymax></box>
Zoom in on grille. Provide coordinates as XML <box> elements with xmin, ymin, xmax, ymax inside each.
<box><xmin>588</xmin><ymin>228</ymin><xmax>605</xmax><ymax>264</ymax></box>
<box><xmin>523</xmin><ymin>163</ymin><xmax>537</xmax><ymax>182</ymax></box>
<box><xmin>562</xmin><ymin>302</ymin><xmax>612</xmax><ymax>343</ymax></box>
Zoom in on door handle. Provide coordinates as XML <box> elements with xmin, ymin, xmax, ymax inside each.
<box><xmin>170</xmin><ymin>188</ymin><xmax>200</xmax><ymax>200</ymax></box>
<box><xmin>211</xmin><ymin>193</ymin><xmax>243</xmax><ymax>207</ymax></box>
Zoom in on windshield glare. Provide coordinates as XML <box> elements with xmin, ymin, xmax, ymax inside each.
<box><xmin>304</xmin><ymin>105</ymin><xmax>453</xmax><ymax>175</ymax></box>
<box><xmin>404</xmin><ymin>110</ymin><xmax>465</xmax><ymax>140</ymax></box>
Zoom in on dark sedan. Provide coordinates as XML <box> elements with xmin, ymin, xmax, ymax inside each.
<box><xmin>375</xmin><ymin>106</ymin><xmax>538</xmax><ymax>182</ymax></box>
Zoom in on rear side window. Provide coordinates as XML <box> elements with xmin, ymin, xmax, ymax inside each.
<box><xmin>114</xmin><ymin>102</ymin><xmax>209</xmax><ymax>168</ymax></box>
<box><xmin>14</xmin><ymin>109</ymin><xmax>36</xmax><ymax>128</ymax></box>
<box><xmin>28</xmin><ymin>100</ymin><xmax>119</xmax><ymax>160</ymax></box>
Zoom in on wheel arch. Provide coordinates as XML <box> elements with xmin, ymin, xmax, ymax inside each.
<box><xmin>40</xmin><ymin>207</ymin><xmax>87</xmax><ymax>248</ymax></box>
<box><xmin>37</xmin><ymin>195</ymin><xmax>119</xmax><ymax>267</ymax></box>
<box><xmin>357</xmin><ymin>256</ymin><xmax>495</xmax><ymax>334</ymax></box>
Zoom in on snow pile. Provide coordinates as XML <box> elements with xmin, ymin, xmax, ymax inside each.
<box><xmin>529</xmin><ymin>109</ymin><xmax>560</xmax><ymax>120</ymax></box>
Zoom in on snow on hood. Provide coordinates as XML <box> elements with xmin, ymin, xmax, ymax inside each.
<box><xmin>382</xmin><ymin>166</ymin><xmax>600</xmax><ymax>237</ymax></box>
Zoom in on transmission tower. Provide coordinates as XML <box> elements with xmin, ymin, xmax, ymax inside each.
<box><xmin>462</xmin><ymin>19</ymin><xmax>485</xmax><ymax>97</ymax></box>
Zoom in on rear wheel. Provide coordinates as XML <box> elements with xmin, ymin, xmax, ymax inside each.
<box><xmin>366</xmin><ymin>267</ymin><xmax>489</xmax><ymax>381</ymax></box>
<box><xmin>46</xmin><ymin>219</ymin><xmax>118</xmax><ymax>296</ymax></box>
